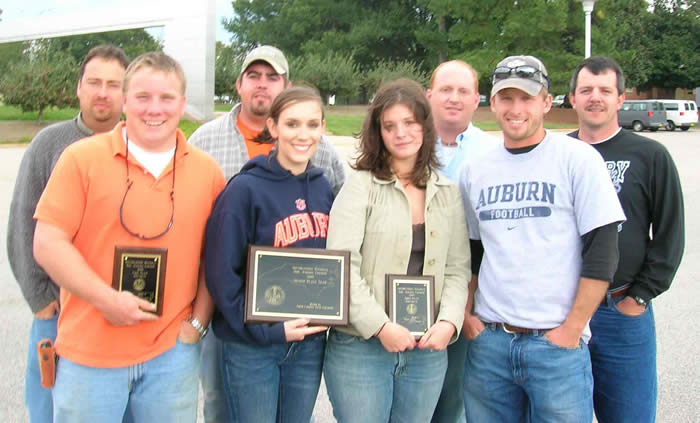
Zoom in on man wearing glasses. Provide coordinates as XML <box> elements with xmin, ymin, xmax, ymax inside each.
<box><xmin>458</xmin><ymin>55</ymin><xmax>625</xmax><ymax>422</ymax></box>
<box><xmin>32</xmin><ymin>52</ymin><xmax>225</xmax><ymax>421</ymax></box>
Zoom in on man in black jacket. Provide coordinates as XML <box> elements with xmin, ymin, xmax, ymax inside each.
<box><xmin>569</xmin><ymin>56</ymin><xmax>685</xmax><ymax>423</ymax></box>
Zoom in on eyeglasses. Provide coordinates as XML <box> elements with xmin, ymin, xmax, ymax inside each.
<box><xmin>492</xmin><ymin>65</ymin><xmax>549</xmax><ymax>90</ymax></box>
<box><xmin>119</xmin><ymin>138</ymin><xmax>176</xmax><ymax>240</ymax></box>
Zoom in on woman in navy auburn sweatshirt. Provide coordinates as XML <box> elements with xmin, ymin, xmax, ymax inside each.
<box><xmin>205</xmin><ymin>87</ymin><xmax>333</xmax><ymax>423</ymax></box>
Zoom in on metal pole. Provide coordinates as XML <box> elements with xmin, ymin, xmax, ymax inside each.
<box><xmin>578</xmin><ymin>0</ymin><xmax>597</xmax><ymax>58</ymax></box>
<box><xmin>584</xmin><ymin>10</ymin><xmax>592</xmax><ymax>58</ymax></box>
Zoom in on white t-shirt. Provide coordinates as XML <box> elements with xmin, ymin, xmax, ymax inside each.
<box><xmin>122</xmin><ymin>128</ymin><xmax>175</xmax><ymax>178</ymax></box>
<box><xmin>459</xmin><ymin>131</ymin><xmax>625</xmax><ymax>341</ymax></box>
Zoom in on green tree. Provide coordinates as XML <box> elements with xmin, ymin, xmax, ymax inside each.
<box><xmin>587</xmin><ymin>0</ymin><xmax>653</xmax><ymax>90</ymax></box>
<box><xmin>426</xmin><ymin>0</ymin><xmax>577</xmax><ymax>95</ymax></box>
<box><xmin>225</xmin><ymin>0</ymin><xmax>433</xmax><ymax>72</ymax></box>
<box><xmin>34</xmin><ymin>28</ymin><xmax>162</xmax><ymax>64</ymax></box>
<box><xmin>0</xmin><ymin>52</ymin><xmax>77</xmax><ymax>121</ymax></box>
<box><xmin>418</xmin><ymin>0</ymin><xmax>654</xmax><ymax>95</ymax></box>
<box><xmin>223</xmin><ymin>0</ymin><xmax>693</xmax><ymax>98</ymax></box>
<box><xmin>642</xmin><ymin>0</ymin><xmax>700</xmax><ymax>90</ymax></box>
<box><xmin>215</xmin><ymin>42</ymin><xmax>241</xmax><ymax>99</ymax></box>
<box><xmin>290</xmin><ymin>52</ymin><xmax>360</xmax><ymax>102</ymax></box>
<box><xmin>0</xmin><ymin>41</ymin><xmax>28</xmax><ymax>76</ymax></box>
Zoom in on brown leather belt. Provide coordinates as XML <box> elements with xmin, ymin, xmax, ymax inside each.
<box><xmin>486</xmin><ymin>322</ymin><xmax>551</xmax><ymax>336</ymax></box>
<box><xmin>601</xmin><ymin>287</ymin><xmax>629</xmax><ymax>306</ymax></box>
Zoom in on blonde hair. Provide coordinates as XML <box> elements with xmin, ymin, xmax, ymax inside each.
<box><xmin>123</xmin><ymin>51</ymin><xmax>186</xmax><ymax>95</ymax></box>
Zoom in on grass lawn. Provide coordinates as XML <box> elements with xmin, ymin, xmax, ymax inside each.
<box><xmin>325</xmin><ymin>115</ymin><xmax>363</xmax><ymax>137</ymax></box>
<box><xmin>215</xmin><ymin>103</ymin><xmax>234</xmax><ymax>112</ymax></box>
<box><xmin>0</xmin><ymin>104</ymin><xmax>576</xmax><ymax>142</ymax></box>
<box><xmin>178</xmin><ymin>120</ymin><xmax>201</xmax><ymax>137</ymax></box>
<box><xmin>0</xmin><ymin>136</ymin><xmax>32</xmax><ymax>145</ymax></box>
<box><xmin>0</xmin><ymin>105</ymin><xmax>79</xmax><ymax>121</ymax></box>
<box><xmin>323</xmin><ymin>115</ymin><xmax>573</xmax><ymax>136</ymax></box>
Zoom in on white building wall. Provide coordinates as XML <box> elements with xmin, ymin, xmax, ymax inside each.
<box><xmin>0</xmin><ymin>0</ymin><xmax>215</xmax><ymax>121</ymax></box>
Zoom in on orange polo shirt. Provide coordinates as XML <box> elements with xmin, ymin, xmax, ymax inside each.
<box><xmin>35</xmin><ymin>122</ymin><xmax>225</xmax><ymax>368</ymax></box>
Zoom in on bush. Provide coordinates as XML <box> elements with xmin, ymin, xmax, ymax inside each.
<box><xmin>290</xmin><ymin>53</ymin><xmax>360</xmax><ymax>103</ymax></box>
<box><xmin>362</xmin><ymin>60</ymin><xmax>430</xmax><ymax>97</ymax></box>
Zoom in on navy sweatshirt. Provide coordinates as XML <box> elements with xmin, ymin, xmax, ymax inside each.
<box><xmin>205</xmin><ymin>153</ymin><xmax>334</xmax><ymax>345</ymax></box>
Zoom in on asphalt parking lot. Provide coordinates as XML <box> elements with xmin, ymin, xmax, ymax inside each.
<box><xmin>1</xmin><ymin>128</ymin><xmax>699</xmax><ymax>422</ymax></box>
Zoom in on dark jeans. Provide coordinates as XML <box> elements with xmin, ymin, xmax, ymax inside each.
<box><xmin>220</xmin><ymin>336</ymin><xmax>324</xmax><ymax>423</ymax></box>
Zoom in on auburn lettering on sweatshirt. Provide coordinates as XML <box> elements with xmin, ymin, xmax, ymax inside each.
<box><xmin>274</xmin><ymin>211</ymin><xmax>329</xmax><ymax>247</ymax></box>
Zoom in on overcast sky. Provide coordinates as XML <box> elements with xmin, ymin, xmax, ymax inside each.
<box><xmin>1</xmin><ymin>0</ymin><xmax>234</xmax><ymax>42</ymax></box>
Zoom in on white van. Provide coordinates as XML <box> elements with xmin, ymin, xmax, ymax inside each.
<box><xmin>662</xmin><ymin>100</ymin><xmax>698</xmax><ymax>131</ymax></box>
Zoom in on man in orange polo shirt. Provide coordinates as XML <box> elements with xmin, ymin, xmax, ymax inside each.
<box><xmin>33</xmin><ymin>52</ymin><xmax>225</xmax><ymax>422</ymax></box>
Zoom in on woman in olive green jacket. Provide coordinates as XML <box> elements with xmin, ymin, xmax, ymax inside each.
<box><xmin>323</xmin><ymin>79</ymin><xmax>471</xmax><ymax>423</ymax></box>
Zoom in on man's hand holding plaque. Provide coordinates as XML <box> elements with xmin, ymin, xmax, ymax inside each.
<box><xmin>99</xmin><ymin>290</ymin><xmax>158</xmax><ymax>326</ymax></box>
<box><xmin>112</xmin><ymin>246</ymin><xmax>167</xmax><ymax>316</ymax></box>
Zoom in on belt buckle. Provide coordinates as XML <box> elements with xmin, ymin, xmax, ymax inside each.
<box><xmin>501</xmin><ymin>323</ymin><xmax>517</xmax><ymax>334</ymax></box>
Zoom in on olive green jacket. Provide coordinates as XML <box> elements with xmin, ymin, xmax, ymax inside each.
<box><xmin>327</xmin><ymin>169</ymin><xmax>471</xmax><ymax>340</ymax></box>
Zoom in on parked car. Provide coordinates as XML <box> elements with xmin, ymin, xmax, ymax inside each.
<box><xmin>552</xmin><ymin>94</ymin><xmax>566</xmax><ymax>107</ymax></box>
<box><xmin>618</xmin><ymin>100</ymin><xmax>667</xmax><ymax>132</ymax></box>
<box><xmin>662</xmin><ymin>100</ymin><xmax>698</xmax><ymax>131</ymax></box>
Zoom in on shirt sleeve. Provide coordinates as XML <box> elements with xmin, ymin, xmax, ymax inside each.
<box><xmin>580</xmin><ymin>222</ymin><xmax>619</xmax><ymax>283</ymax></box>
<box><xmin>470</xmin><ymin>239</ymin><xmax>484</xmax><ymax>276</ymax></box>
<box><xmin>205</xmin><ymin>178</ymin><xmax>286</xmax><ymax>346</ymax></box>
<box><xmin>435</xmin><ymin>187</ymin><xmax>471</xmax><ymax>338</ymax></box>
<box><xmin>315</xmin><ymin>137</ymin><xmax>346</xmax><ymax>196</ymax></box>
<box><xmin>628</xmin><ymin>147</ymin><xmax>685</xmax><ymax>302</ymax></box>
<box><xmin>326</xmin><ymin>172</ymin><xmax>390</xmax><ymax>339</ymax></box>
<box><xmin>458</xmin><ymin>164</ymin><xmax>481</xmax><ymax>241</ymax></box>
<box><xmin>7</xmin><ymin>138</ymin><xmax>58</xmax><ymax>312</ymax></box>
<box><xmin>34</xmin><ymin>147</ymin><xmax>87</xmax><ymax>240</ymax></box>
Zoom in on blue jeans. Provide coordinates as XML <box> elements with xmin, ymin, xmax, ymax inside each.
<box><xmin>431</xmin><ymin>334</ymin><xmax>467</xmax><ymax>423</ymax></box>
<box><xmin>220</xmin><ymin>335</ymin><xmax>324</xmax><ymax>423</ymax></box>
<box><xmin>589</xmin><ymin>295</ymin><xmax>657</xmax><ymax>423</ymax></box>
<box><xmin>463</xmin><ymin>324</ymin><xmax>593</xmax><ymax>423</ymax></box>
<box><xmin>199</xmin><ymin>329</ymin><xmax>227</xmax><ymax>422</ymax></box>
<box><xmin>52</xmin><ymin>339</ymin><xmax>201</xmax><ymax>422</ymax></box>
<box><xmin>324</xmin><ymin>329</ymin><xmax>447</xmax><ymax>423</ymax></box>
<box><xmin>25</xmin><ymin>314</ymin><xmax>58</xmax><ymax>423</ymax></box>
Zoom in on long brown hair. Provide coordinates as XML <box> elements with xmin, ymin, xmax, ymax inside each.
<box><xmin>354</xmin><ymin>78</ymin><xmax>439</xmax><ymax>187</ymax></box>
<box><xmin>253</xmin><ymin>86</ymin><xmax>324</xmax><ymax>144</ymax></box>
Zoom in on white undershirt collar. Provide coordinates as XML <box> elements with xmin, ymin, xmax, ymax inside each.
<box><xmin>588</xmin><ymin>127</ymin><xmax>622</xmax><ymax>145</ymax></box>
<box><xmin>122</xmin><ymin>127</ymin><xmax>175</xmax><ymax>178</ymax></box>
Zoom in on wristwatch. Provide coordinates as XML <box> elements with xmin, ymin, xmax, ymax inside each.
<box><xmin>186</xmin><ymin>316</ymin><xmax>208</xmax><ymax>339</ymax></box>
<box><xmin>632</xmin><ymin>296</ymin><xmax>648</xmax><ymax>307</ymax></box>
